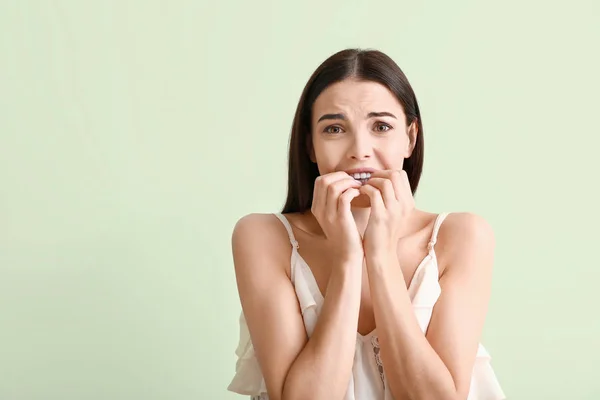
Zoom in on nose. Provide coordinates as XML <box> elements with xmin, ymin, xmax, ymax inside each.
<box><xmin>347</xmin><ymin>131</ymin><xmax>372</xmax><ymax>161</ymax></box>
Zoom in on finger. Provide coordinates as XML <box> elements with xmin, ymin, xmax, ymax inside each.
<box><xmin>326</xmin><ymin>177</ymin><xmax>362</xmax><ymax>218</ymax></box>
<box><xmin>369</xmin><ymin>170</ymin><xmax>391</xmax><ymax>179</ymax></box>
<box><xmin>370</xmin><ymin>169</ymin><xmax>403</xmax><ymax>200</ymax></box>
<box><xmin>312</xmin><ymin>171</ymin><xmax>355</xmax><ymax>216</ymax></box>
<box><xmin>392</xmin><ymin>170</ymin><xmax>410</xmax><ymax>198</ymax></box>
<box><xmin>397</xmin><ymin>171</ymin><xmax>416</xmax><ymax>210</ymax></box>
<box><xmin>338</xmin><ymin>187</ymin><xmax>361</xmax><ymax>214</ymax></box>
<box><xmin>400</xmin><ymin>170</ymin><xmax>413</xmax><ymax>197</ymax></box>
<box><xmin>364</xmin><ymin>177</ymin><xmax>397</xmax><ymax>206</ymax></box>
<box><xmin>359</xmin><ymin>184</ymin><xmax>385</xmax><ymax>214</ymax></box>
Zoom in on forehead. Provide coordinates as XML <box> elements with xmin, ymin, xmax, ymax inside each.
<box><xmin>313</xmin><ymin>79</ymin><xmax>405</xmax><ymax>118</ymax></box>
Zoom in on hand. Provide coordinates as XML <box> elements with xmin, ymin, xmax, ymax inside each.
<box><xmin>311</xmin><ymin>172</ymin><xmax>364</xmax><ymax>263</ymax></box>
<box><xmin>358</xmin><ymin>170</ymin><xmax>415</xmax><ymax>261</ymax></box>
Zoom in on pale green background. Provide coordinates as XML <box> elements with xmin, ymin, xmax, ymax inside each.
<box><xmin>1</xmin><ymin>1</ymin><xmax>599</xmax><ymax>399</ymax></box>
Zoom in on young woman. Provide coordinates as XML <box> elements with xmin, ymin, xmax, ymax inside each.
<box><xmin>227</xmin><ymin>48</ymin><xmax>505</xmax><ymax>400</ymax></box>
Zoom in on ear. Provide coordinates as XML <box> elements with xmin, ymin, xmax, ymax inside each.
<box><xmin>306</xmin><ymin>134</ymin><xmax>317</xmax><ymax>163</ymax></box>
<box><xmin>405</xmin><ymin>120</ymin><xmax>418</xmax><ymax>158</ymax></box>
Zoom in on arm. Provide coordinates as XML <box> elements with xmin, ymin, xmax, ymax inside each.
<box><xmin>366</xmin><ymin>213</ymin><xmax>495</xmax><ymax>400</ymax></box>
<box><xmin>232</xmin><ymin>213</ymin><xmax>363</xmax><ymax>400</ymax></box>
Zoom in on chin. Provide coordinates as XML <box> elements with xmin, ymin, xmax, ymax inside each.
<box><xmin>350</xmin><ymin>194</ymin><xmax>371</xmax><ymax>208</ymax></box>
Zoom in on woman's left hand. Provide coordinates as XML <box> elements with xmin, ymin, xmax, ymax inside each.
<box><xmin>359</xmin><ymin>169</ymin><xmax>415</xmax><ymax>262</ymax></box>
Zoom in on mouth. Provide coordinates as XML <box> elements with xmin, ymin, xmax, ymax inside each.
<box><xmin>353</xmin><ymin>172</ymin><xmax>371</xmax><ymax>185</ymax></box>
<box><xmin>345</xmin><ymin>169</ymin><xmax>374</xmax><ymax>185</ymax></box>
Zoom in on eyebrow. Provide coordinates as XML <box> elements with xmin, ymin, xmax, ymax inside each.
<box><xmin>317</xmin><ymin>111</ymin><xmax>397</xmax><ymax>123</ymax></box>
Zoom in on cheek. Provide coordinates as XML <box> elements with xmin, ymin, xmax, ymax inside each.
<box><xmin>374</xmin><ymin>142</ymin><xmax>406</xmax><ymax>169</ymax></box>
<box><xmin>313</xmin><ymin>141</ymin><xmax>339</xmax><ymax>174</ymax></box>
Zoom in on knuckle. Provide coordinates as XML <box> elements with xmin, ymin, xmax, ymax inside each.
<box><xmin>371</xmin><ymin>213</ymin><xmax>384</xmax><ymax>223</ymax></box>
<box><xmin>332</xmin><ymin>180</ymin><xmax>347</xmax><ymax>193</ymax></box>
<box><xmin>327</xmin><ymin>184</ymin><xmax>338</xmax><ymax>196</ymax></box>
<box><xmin>329</xmin><ymin>179</ymin><xmax>341</xmax><ymax>188</ymax></box>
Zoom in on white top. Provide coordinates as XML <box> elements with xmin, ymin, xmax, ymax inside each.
<box><xmin>228</xmin><ymin>212</ymin><xmax>505</xmax><ymax>400</ymax></box>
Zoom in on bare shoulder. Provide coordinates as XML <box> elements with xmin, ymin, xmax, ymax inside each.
<box><xmin>231</xmin><ymin>213</ymin><xmax>292</xmax><ymax>276</ymax></box>
<box><xmin>230</xmin><ymin>213</ymin><xmax>309</xmax><ymax>397</ymax></box>
<box><xmin>439</xmin><ymin>212</ymin><xmax>495</xmax><ymax>244</ymax></box>
<box><xmin>436</xmin><ymin>212</ymin><xmax>496</xmax><ymax>276</ymax></box>
<box><xmin>232</xmin><ymin>213</ymin><xmax>283</xmax><ymax>242</ymax></box>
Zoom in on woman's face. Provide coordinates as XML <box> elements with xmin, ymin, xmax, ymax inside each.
<box><xmin>309</xmin><ymin>79</ymin><xmax>417</xmax><ymax>206</ymax></box>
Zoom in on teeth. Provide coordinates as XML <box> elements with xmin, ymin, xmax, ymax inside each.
<box><xmin>352</xmin><ymin>172</ymin><xmax>371</xmax><ymax>180</ymax></box>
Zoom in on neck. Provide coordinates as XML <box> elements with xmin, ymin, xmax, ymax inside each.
<box><xmin>350</xmin><ymin>206</ymin><xmax>371</xmax><ymax>237</ymax></box>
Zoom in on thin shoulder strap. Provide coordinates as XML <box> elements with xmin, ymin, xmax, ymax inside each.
<box><xmin>427</xmin><ymin>212</ymin><xmax>451</xmax><ymax>252</ymax></box>
<box><xmin>274</xmin><ymin>213</ymin><xmax>299</xmax><ymax>250</ymax></box>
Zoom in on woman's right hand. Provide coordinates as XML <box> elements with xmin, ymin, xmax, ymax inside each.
<box><xmin>311</xmin><ymin>172</ymin><xmax>364</xmax><ymax>263</ymax></box>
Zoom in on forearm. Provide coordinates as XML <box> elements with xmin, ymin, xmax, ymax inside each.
<box><xmin>367</xmin><ymin>256</ymin><xmax>457</xmax><ymax>400</ymax></box>
<box><xmin>283</xmin><ymin>258</ymin><xmax>363</xmax><ymax>400</ymax></box>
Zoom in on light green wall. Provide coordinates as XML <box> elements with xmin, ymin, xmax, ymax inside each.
<box><xmin>1</xmin><ymin>1</ymin><xmax>599</xmax><ymax>399</ymax></box>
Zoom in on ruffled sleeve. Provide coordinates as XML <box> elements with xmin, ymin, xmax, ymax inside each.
<box><xmin>407</xmin><ymin>258</ymin><xmax>505</xmax><ymax>400</ymax></box>
<box><xmin>467</xmin><ymin>344</ymin><xmax>506</xmax><ymax>400</ymax></box>
<box><xmin>227</xmin><ymin>311</ymin><xmax>267</xmax><ymax>396</ymax></box>
<box><xmin>227</xmin><ymin>254</ymin><xmax>322</xmax><ymax>397</ymax></box>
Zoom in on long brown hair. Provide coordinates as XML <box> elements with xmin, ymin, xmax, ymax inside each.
<box><xmin>282</xmin><ymin>48</ymin><xmax>425</xmax><ymax>214</ymax></box>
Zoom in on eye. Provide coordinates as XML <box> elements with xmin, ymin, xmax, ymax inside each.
<box><xmin>324</xmin><ymin>125</ymin><xmax>343</xmax><ymax>134</ymax></box>
<box><xmin>374</xmin><ymin>122</ymin><xmax>392</xmax><ymax>133</ymax></box>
